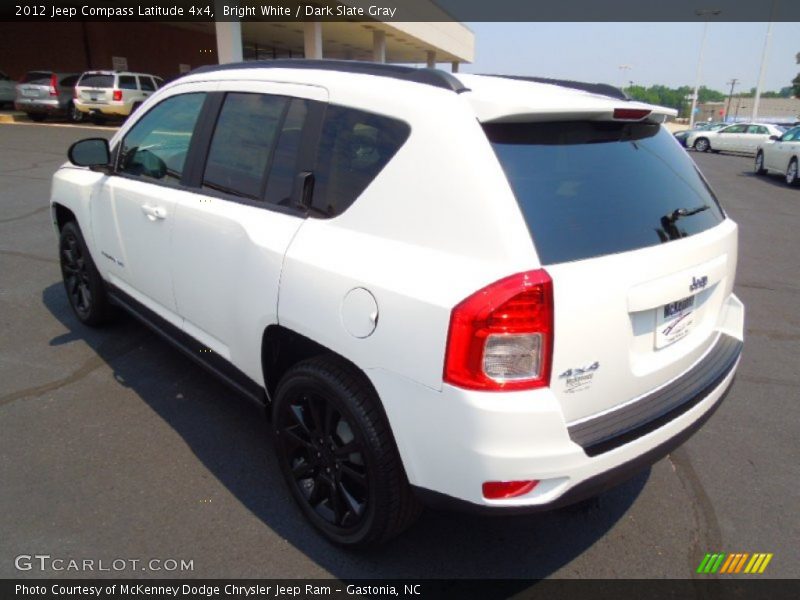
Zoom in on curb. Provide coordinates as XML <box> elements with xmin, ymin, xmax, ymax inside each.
<box><xmin>0</xmin><ymin>113</ymin><xmax>29</xmax><ymax>123</ymax></box>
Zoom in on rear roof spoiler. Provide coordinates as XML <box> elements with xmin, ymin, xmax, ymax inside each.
<box><xmin>481</xmin><ymin>74</ymin><xmax>629</xmax><ymax>101</ymax></box>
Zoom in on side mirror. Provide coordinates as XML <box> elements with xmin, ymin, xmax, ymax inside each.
<box><xmin>68</xmin><ymin>138</ymin><xmax>111</xmax><ymax>171</ymax></box>
<box><xmin>769</xmin><ymin>135</ymin><xmax>781</xmax><ymax>141</ymax></box>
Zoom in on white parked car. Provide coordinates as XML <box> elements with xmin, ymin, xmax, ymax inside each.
<box><xmin>755</xmin><ymin>125</ymin><xmax>800</xmax><ymax>186</ymax></box>
<box><xmin>50</xmin><ymin>61</ymin><xmax>744</xmax><ymax>547</ymax></box>
<box><xmin>687</xmin><ymin>122</ymin><xmax>785</xmax><ymax>155</ymax></box>
<box><xmin>74</xmin><ymin>70</ymin><xmax>163</xmax><ymax>120</ymax></box>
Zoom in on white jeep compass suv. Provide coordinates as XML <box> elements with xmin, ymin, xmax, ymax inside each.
<box><xmin>51</xmin><ymin>60</ymin><xmax>744</xmax><ymax>547</ymax></box>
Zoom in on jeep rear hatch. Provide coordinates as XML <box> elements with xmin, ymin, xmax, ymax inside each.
<box><xmin>483</xmin><ymin>118</ymin><xmax>738</xmax><ymax>424</ymax></box>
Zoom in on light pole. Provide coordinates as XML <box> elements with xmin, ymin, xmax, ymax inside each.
<box><xmin>725</xmin><ymin>78</ymin><xmax>739</xmax><ymax>123</ymax></box>
<box><xmin>618</xmin><ymin>64</ymin><xmax>632</xmax><ymax>91</ymax></box>
<box><xmin>752</xmin><ymin>4</ymin><xmax>776</xmax><ymax>122</ymax></box>
<box><xmin>689</xmin><ymin>8</ymin><xmax>722</xmax><ymax>128</ymax></box>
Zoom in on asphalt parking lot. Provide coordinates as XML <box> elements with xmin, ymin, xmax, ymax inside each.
<box><xmin>0</xmin><ymin>122</ymin><xmax>798</xmax><ymax>580</ymax></box>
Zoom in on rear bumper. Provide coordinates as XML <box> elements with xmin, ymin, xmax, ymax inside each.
<box><xmin>414</xmin><ymin>373</ymin><xmax>735</xmax><ymax>514</ymax></box>
<box><xmin>74</xmin><ymin>100</ymin><xmax>131</xmax><ymax>117</ymax></box>
<box><xmin>370</xmin><ymin>294</ymin><xmax>744</xmax><ymax>510</ymax></box>
<box><xmin>15</xmin><ymin>99</ymin><xmax>64</xmax><ymax>114</ymax></box>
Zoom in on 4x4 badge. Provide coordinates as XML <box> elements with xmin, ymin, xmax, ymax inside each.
<box><xmin>559</xmin><ymin>362</ymin><xmax>600</xmax><ymax>379</ymax></box>
<box><xmin>559</xmin><ymin>362</ymin><xmax>600</xmax><ymax>394</ymax></box>
<box><xmin>690</xmin><ymin>275</ymin><xmax>708</xmax><ymax>292</ymax></box>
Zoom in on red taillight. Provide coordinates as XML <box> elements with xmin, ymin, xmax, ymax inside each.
<box><xmin>444</xmin><ymin>269</ymin><xmax>553</xmax><ymax>391</ymax></box>
<box><xmin>49</xmin><ymin>74</ymin><xmax>57</xmax><ymax>96</ymax></box>
<box><xmin>613</xmin><ymin>108</ymin><xmax>651</xmax><ymax>121</ymax></box>
<box><xmin>483</xmin><ymin>480</ymin><xmax>539</xmax><ymax>499</ymax></box>
<box><xmin>73</xmin><ymin>87</ymin><xmax>78</xmax><ymax>99</ymax></box>
<box><xmin>112</xmin><ymin>89</ymin><xmax>122</xmax><ymax>101</ymax></box>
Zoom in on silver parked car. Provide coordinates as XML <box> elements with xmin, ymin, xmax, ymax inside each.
<box><xmin>0</xmin><ymin>71</ymin><xmax>16</xmax><ymax>107</ymax></box>
<box><xmin>15</xmin><ymin>71</ymin><xmax>82</xmax><ymax>122</ymax></box>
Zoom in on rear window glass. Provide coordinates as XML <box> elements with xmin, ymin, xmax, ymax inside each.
<box><xmin>485</xmin><ymin>121</ymin><xmax>725</xmax><ymax>265</ymax></box>
<box><xmin>79</xmin><ymin>74</ymin><xmax>114</xmax><ymax>88</ymax></box>
<box><xmin>22</xmin><ymin>72</ymin><xmax>51</xmax><ymax>84</ymax></box>
<box><xmin>312</xmin><ymin>105</ymin><xmax>410</xmax><ymax>216</ymax></box>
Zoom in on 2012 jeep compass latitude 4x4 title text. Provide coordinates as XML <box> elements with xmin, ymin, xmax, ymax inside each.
<box><xmin>51</xmin><ymin>60</ymin><xmax>744</xmax><ymax>547</ymax></box>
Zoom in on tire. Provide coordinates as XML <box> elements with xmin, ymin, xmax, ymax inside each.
<box><xmin>67</xmin><ymin>102</ymin><xmax>84</xmax><ymax>123</ymax></box>
<box><xmin>28</xmin><ymin>113</ymin><xmax>46</xmax><ymax>122</ymax></box>
<box><xmin>693</xmin><ymin>137</ymin><xmax>710</xmax><ymax>153</ymax></box>
<box><xmin>786</xmin><ymin>158</ymin><xmax>799</xmax><ymax>187</ymax></box>
<box><xmin>754</xmin><ymin>151</ymin><xmax>767</xmax><ymax>175</ymax></box>
<box><xmin>130</xmin><ymin>101</ymin><xmax>142</xmax><ymax>114</ymax></box>
<box><xmin>59</xmin><ymin>221</ymin><xmax>115</xmax><ymax>326</ymax></box>
<box><xmin>272</xmin><ymin>356</ymin><xmax>421</xmax><ymax>547</ymax></box>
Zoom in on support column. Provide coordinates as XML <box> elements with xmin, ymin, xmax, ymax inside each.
<box><xmin>426</xmin><ymin>50</ymin><xmax>436</xmax><ymax>69</ymax></box>
<box><xmin>451</xmin><ymin>61</ymin><xmax>459</xmax><ymax>73</ymax></box>
<box><xmin>304</xmin><ymin>22</ymin><xmax>323</xmax><ymax>59</ymax></box>
<box><xmin>372</xmin><ymin>30</ymin><xmax>386</xmax><ymax>63</ymax></box>
<box><xmin>215</xmin><ymin>21</ymin><xmax>243</xmax><ymax>64</ymax></box>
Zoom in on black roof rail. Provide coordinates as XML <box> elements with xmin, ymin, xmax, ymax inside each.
<box><xmin>482</xmin><ymin>74</ymin><xmax>629</xmax><ymax>101</ymax></box>
<box><xmin>188</xmin><ymin>59</ymin><xmax>469</xmax><ymax>93</ymax></box>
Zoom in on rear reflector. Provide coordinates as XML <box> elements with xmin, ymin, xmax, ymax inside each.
<box><xmin>613</xmin><ymin>108</ymin><xmax>651</xmax><ymax>121</ymax></box>
<box><xmin>483</xmin><ymin>480</ymin><xmax>539</xmax><ymax>499</ymax></box>
<box><xmin>444</xmin><ymin>270</ymin><xmax>553</xmax><ymax>391</ymax></box>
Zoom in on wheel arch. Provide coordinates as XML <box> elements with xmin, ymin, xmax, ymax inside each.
<box><xmin>261</xmin><ymin>325</ymin><xmax>380</xmax><ymax>406</ymax></box>
<box><xmin>52</xmin><ymin>202</ymin><xmax>77</xmax><ymax>231</ymax></box>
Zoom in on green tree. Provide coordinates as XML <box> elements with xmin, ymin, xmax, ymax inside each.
<box><xmin>793</xmin><ymin>52</ymin><xmax>800</xmax><ymax>96</ymax></box>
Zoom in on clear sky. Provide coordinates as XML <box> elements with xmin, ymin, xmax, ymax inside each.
<box><xmin>460</xmin><ymin>22</ymin><xmax>799</xmax><ymax>93</ymax></box>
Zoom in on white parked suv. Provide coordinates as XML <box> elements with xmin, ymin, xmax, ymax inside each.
<box><xmin>51</xmin><ymin>60</ymin><xmax>744</xmax><ymax>547</ymax></box>
<box><xmin>74</xmin><ymin>70</ymin><xmax>163</xmax><ymax>120</ymax></box>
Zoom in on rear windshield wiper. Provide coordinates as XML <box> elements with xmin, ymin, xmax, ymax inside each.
<box><xmin>662</xmin><ymin>204</ymin><xmax>709</xmax><ymax>224</ymax></box>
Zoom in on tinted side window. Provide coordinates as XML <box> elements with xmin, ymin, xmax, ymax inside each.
<box><xmin>118</xmin><ymin>75</ymin><xmax>137</xmax><ymax>90</ymax></box>
<box><xmin>312</xmin><ymin>105</ymin><xmax>410</xmax><ymax>216</ymax></box>
<box><xmin>264</xmin><ymin>99</ymin><xmax>308</xmax><ymax>206</ymax></box>
<box><xmin>723</xmin><ymin>125</ymin><xmax>746</xmax><ymax>134</ymax></box>
<box><xmin>118</xmin><ymin>93</ymin><xmax>205</xmax><ymax>184</ymax></box>
<box><xmin>202</xmin><ymin>93</ymin><xmax>287</xmax><ymax>200</ymax></box>
<box><xmin>138</xmin><ymin>76</ymin><xmax>155</xmax><ymax>91</ymax></box>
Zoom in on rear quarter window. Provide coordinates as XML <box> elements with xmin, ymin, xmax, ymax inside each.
<box><xmin>485</xmin><ymin>121</ymin><xmax>726</xmax><ymax>265</ymax></box>
<box><xmin>312</xmin><ymin>105</ymin><xmax>410</xmax><ymax>217</ymax></box>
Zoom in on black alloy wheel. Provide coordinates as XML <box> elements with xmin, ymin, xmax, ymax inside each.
<box><xmin>277</xmin><ymin>390</ymin><xmax>369</xmax><ymax>531</ymax></box>
<box><xmin>273</xmin><ymin>357</ymin><xmax>421</xmax><ymax>547</ymax></box>
<box><xmin>60</xmin><ymin>228</ymin><xmax>93</xmax><ymax>320</ymax></box>
<box><xmin>59</xmin><ymin>221</ymin><xmax>114</xmax><ymax>326</ymax></box>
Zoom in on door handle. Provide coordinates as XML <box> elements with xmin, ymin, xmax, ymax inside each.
<box><xmin>141</xmin><ymin>204</ymin><xmax>166</xmax><ymax>221</ymax></box>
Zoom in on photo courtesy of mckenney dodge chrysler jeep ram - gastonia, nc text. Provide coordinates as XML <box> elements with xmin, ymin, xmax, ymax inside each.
<box><xmin>50</xmin><ymin>60</ymin><xmax>744</xmax><ymax>547</ymax></box>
